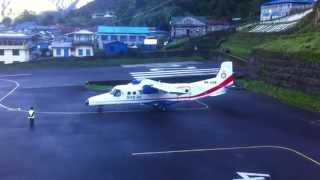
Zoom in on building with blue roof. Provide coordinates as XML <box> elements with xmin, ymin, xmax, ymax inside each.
<box><xmin>260</xmin><ymin>0</ymin><xmax>315</xmax><ymax>21</ymax></box>
<box><xmin>96</xmin><ymin>26</ymin><xmax>156</xmax><ymax>49</ymax></box>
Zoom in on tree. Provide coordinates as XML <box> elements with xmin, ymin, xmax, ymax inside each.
<box><xmin>50</xmin><ymin>0</ymin><xmax>66</xmax><ymax>11</ymax></box>
<box><xmin>0</xmin><ymin>0</ymin><xmax>11</xmax><ymax>17</ymax></box>
<box><xmin>2</xmin><ymin>16</ymin><xmax>11</xmax><ymax>26</ymax></box>
<box><xmin>14</xmin><ymin>10</ymin><xmax>38</xmax><ymax>24</ymax></box>
<box><xmin>40</xmin><ymin>14</ymin><xmax>56</xmax><ymax>25</ymax></box>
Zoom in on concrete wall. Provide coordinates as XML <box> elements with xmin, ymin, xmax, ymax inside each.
<box><xmin>248</xmin><ymin>52</ymin><xmax>320</xmax><ymax>94</ymax></box>
<box><xmin>0</xmin><ymin>46</ymin><xmax>30</xmax><ymax>64</ymax></box>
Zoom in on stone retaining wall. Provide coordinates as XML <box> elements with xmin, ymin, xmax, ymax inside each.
<box><xmin>248</xmin><ymin>53</ymin><xmax>320</xmax><ymax>94</ymax></box>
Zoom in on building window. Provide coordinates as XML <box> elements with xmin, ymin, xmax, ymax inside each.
<box><xmin>0</xmin><ymin>49</ymin><xmax>4</xmax><ymax>56</ymax></box>
<box><xmin>120</xmin><ymin>35</ymin><xmax>128</xmax><ymax>42</ymax></box>
<box><xmin>12</xmin><ymin>49</ymin><xmax>20</xmax><ymax>56</ymax></box>
<box><xmin>86</xmin><ymin>49</ymin><xmax>91</xmax><ymax>56</ymax></box>
<box><xmin>111</xmin><ymin>35</ymin><xmax>118</xmax><ymax>41</ymax></box>
<box><xmin>57</xmin><ymin>48</ymin><xmax>62</xmax><ymax>56</ymax></box>
<box><xmin>139</xmin><ymin>36</ymin><xmax>145</xmax><ymax>41</ymax></box>
<box><xmin>78</xmin><ymin>49</ymin><xmax>83</xmax><ymax>56</ymax></box>
<box><xmin>101</xmin><ymin>35</ymin><xmax>109</xmax><ymax>41</ymax></box>
<box><xmin>129</xmin><ymin>36</ymin><xmax>137</xmax><ymax>42</ymax></box>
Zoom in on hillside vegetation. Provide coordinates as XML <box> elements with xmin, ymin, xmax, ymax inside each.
<box><xmin>221</xmin><ymin>33</ymin><xmax>278</xmax><ymax>59</ymax></box>
<box><xmin>240</xmin><ymin>80</ymin><xmax>320</xmax><ymax>112</ymax></box>
<box><xmin>221</xmin><ymin>3</ymin><xmax>320</xmax><ymax>63</ymax></box>
<box><xmin>74</xmin><ymin>0</ymin><xmax>263</xmax><ymax>29</ymax></box>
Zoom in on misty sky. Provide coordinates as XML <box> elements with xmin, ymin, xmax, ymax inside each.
<box><xmin>5</xmin><ymin>0</ymin><xmax>93</xmax><ymax>18</ymax></box>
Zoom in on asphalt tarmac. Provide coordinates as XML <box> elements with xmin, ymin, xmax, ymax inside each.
<box><xmin>0</xmin><ymin>62</ymin><xmax>319</xmax><ymax>180</ymax></box>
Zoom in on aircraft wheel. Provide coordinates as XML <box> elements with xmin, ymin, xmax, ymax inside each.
<box><xmin>160</xmin><ymin>106</ymin><xmax>167</xmax><ymax>112</ymax></box>
<box><xmin>152</xmin><ymin>104</ymin><xmax>159</xmax><ymax>109</ymax></box>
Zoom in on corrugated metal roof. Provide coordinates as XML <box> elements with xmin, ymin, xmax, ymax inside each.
<box><xmin>97</xmin><ymin>26</ymin><xmax>153</xmax><ymax>34</ymax></box>
<box><xmin>51</xmin><ymin>42</ymin><xmax>72</xmax><ymax>48</ymax></box>
<box><xmin>262</xmin><ymin>0</ymin><xmax>314</xmax><ymax>6</ymax></box>
<box><xmin>0</xmin><ymin>33</ymin><xmax>31</xmax><ymax>39</ymax></box>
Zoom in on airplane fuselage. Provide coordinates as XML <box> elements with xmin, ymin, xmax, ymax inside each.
<box><xmin>86</xmin><ymin>61</ymin><xmax>234</xmax><ymax>110</ymax></box>
<box><xmin>86</xmin><ymin>76</ymin><xmax>234</xmax><ymax>106</ymax></box>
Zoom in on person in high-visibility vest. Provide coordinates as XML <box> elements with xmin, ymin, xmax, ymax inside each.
<box><xmin>28</xmin><ymin>107</ymin><xmax>35</xmax><ymax>127</ymax></box>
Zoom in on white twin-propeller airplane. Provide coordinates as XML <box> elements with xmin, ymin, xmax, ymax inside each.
<box><xmin>86</xmin><ymin>61</ymin><xmax>234</xmax><ymax>111</ymax></box>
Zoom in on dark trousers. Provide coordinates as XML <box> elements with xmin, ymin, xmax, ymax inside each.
<box><xmin>29</xmin><ymin>118</ymin><xmax>35</xmax><ymax>127</ymax></box>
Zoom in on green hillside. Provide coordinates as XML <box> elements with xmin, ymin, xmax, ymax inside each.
<box><xmin>75</xmin><ymin>0</ymin><xmax>263</xmax><ymax>29</ymax></box>
<box><xmin>221</xmin><ymin>3</ymin><xmax>320</xmax><ymax>63</ymax></box>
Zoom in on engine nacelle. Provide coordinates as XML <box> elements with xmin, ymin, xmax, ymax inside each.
<box><xmin>142</xmin><ymin>85</ymin><xmax>159</xmax><ymax>94</ymax></box>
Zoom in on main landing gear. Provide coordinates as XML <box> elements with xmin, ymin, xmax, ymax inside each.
<box><xmin>153</xmin><ymin>103</ymin><xmax>168</xmax><ymax>112</ymax></box>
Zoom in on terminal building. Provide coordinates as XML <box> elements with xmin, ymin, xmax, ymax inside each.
<box><xmin>96</xmin><ymin>26</ymin><xmax>156</xmax><ymax>49</ymax></box>
<box><xmin>260</xmin><ymin>0</ymin><xmax>315</xmax><ymax>21</ymax></box>
<box><xmin>0</xmin><ymin>33</ymin><xmax>32</xmax><ymax>64</ymax></box>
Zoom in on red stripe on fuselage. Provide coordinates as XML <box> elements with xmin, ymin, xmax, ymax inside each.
<box><xmin>166</xmin><ymin>75</ymin><xmax>234</xmax><ymax>100</ymax></box>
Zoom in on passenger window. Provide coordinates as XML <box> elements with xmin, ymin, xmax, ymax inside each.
<box><xmin>127</xmin><ymin>92</ymin><xmax>131</xmax><ymax>95</ymax></box>
<box><xmin>133</xmin><ymin>91</ymin><xmax>136</xmax><ymax>95</ymax></box>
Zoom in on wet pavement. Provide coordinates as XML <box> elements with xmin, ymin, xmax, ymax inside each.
<box><xmin>0</xmin><ymin>62</ymin><xmax>319</xmax><ymax>180</ymax></box>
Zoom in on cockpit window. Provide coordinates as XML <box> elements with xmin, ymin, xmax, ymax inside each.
<box><xmin>111</xmin><ymin>89</ymin><xmax>122</xmax><ymax>97</ymax></box>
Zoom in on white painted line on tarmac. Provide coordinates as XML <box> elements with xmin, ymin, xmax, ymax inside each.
<box><xmin>0</xmin><ymin>79</ymin><xmax>21</xmax><ymax>111</ymax></box>
<box><xmin>38</xmin><ymin>101</ymin><xmax>209</xmax><ymax>115</ymax></box>
<box><xmin>0</xmin><ymin>79</ymin><xmax>209</xmax><ymax>115</ymax></box>
<box><xmin>132</xmin><ymin>145</ymin><xmax>320</xmax><ymax>167</ymax></box>
<box><xmin>130</xmin><ymin>68</ymin><xmax>219</xmax><ymax>79</ymax></box>
<box><xmin>234</xmin><ymin>172</ymin><xmax>270</xmax><ymax>180</ymax></box>
<box><xmin>122</xmin><ymin>61</ymin><xmax>201</xmax><ymax>68</ymax></box>
<box><xmin>174</xmin><ymin>100</ymin><xmax>209</xmax><ymax>111</ymax></box>
<box><xmin>0</xmin><ymin>73</ymin><xmax>32</xmax><ymax>78</ymax></box>
<box><xmin>133</xmin><ymin>73</ymin><xmax>217</xmax><ymax>80</ymax></box>
<box><xmin>131</xmin><ymin>68</ymin><xmax>218</xmax><ymax>75</ymax></box>
<box><xmin>150</xmin><ymin>67</ymin><xmax>197</xmax><ymax>71</ymax></box>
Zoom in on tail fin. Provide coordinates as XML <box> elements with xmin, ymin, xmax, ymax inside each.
<box><xmin>216</xmin><ymin>61</ymin><xmax>234</xmax><ymax>86</ymax></box>
<box><xmin>217</xmin><ymin>61</ymin><xmax>233</xmax><ymax>78</ymax></box>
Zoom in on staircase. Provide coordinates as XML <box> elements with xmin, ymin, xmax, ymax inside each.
<box><xmin>238</xmin><ymin>9</ymin><xmax>313</xmax><ymax>33</ymax></box>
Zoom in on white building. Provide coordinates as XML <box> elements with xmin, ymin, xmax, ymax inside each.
<box><xmin>51</xmin><ymin>30</ymin><xmax>94</xmax><ymax>58</ymax></box>
<box><xmin>51</xmin><ymin>42</ymin><xmax>72</xmax><ymax>57</ymax></box>
<box><xmin>92</xmin><ymin>11</ymin><xmax>116</xmax><ymax>19</ymax></box>
<box><xmin>51</xmin><ymin>41</ymin><xmax>94</xmax><ymax>58</ymax></box>
<box><xmin>0</xmin><ymin>33</ymin><xmax>32</xmax><ymax>64</ymax></box>
<box><xmin>170</xmin><ymin>16</ymin><xmax>207</xmax><ymax>38</ymax></box>
<box><xmin>260</xmin><ymin>0</ymin><xmax>314</xmax><ymax>21</ymax></box>
<box><xmin>73</xmin><ymin>45</ymin><xmax>93</xmax><ymax>57</ymax></box>
<box><xmin>65</xmin><ymin>30</ymin><xmax>95</xmax><ymax>44</ymax></box>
